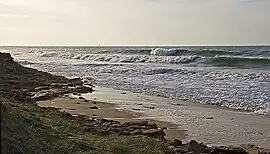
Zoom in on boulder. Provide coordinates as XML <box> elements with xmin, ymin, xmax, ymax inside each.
<box><xmin>188</xmin><ymin>140</ymin><xmax>201</xmax><ymax>154</ymax></box>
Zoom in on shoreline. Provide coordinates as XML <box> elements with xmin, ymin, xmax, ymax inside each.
<box><xmin>69</xmin><ymin>86</ymin><xmax>270</xmax><ymax>148</ymax></box>
<box><xmin>38</xmin><ymin>96</ymin><xmax>186</xmax><ymax>141</ymax></box>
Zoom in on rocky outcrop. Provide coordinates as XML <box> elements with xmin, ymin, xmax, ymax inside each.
<box><xmin>0</xmin><ymin>53</ymin><xmax>13</xmax><ymax>62</ymax></box>
<box><xmin>31</xmin><ymin>81</ymin><xmax>93</xmax><ymax>101</ymax></box>
<box><xmin>74</xmin><ymin>115</ymin><xmax>166</xmax><ymax>140</ymax></box>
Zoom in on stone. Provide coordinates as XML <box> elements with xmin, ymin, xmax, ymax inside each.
<box><xmin>90</xmin><ymin>106</ymin><xmax>99</xmax><ymax>109</ymax></box>
<box><xmin>76</xmin><ymin>102</ymin><xmax>81</xmax><ymax>104</ymax></box>
<box><xmin>206</xmin><ymin>117</ymin><xmax>214</xmax><ymax>119</ymax></box>
<box><xmin>138</xmin><ymin>103</ymin><xmax>143</xmax><ymax>105</ymax></box>
<box><xmin>144</xmin><ymin>106</ymin><xmax>155</xmax><ymax>109</ymax></box>
<box><xmin>123</xmin><ymin>121</ymin><xmax>148</xmax><ymax>126</ymax></box>
<box><xmin>211</xmin><ymin>146</ymin><xmax>248</xmax><ymax>154</ymax></box>
<box><xmin>129</xmin><ymin>125</ymin><xmax>143</xmax><ymax>129</ymax></box>
<box><xmin>34</xmin><ymin>86</ymin><xmax>49</xmax><ymax>91</ymax></box>
<box><xmin>84</xmin><ymin>99</ymin><xmax>90</xmax><ymax>102</ymax></box>
<box><xmin>188</xmin><ymin>140</ymin><xmax>201</xmax><ymax>154</ymax></box>
<box><xmin>121</xmin><ymin>92</ymin><xmax>127</xmax><ymax>94</ymax></box>
<box><xmin>131</xmin><ymin>129</ymin><xmax>143</xmax><ymax>135</ymax></box>
<box><xmin>142</xmin><ymin>129</ymin><xmax>165</xmax><ymax>140</ymax></box>
<box><xmin>133</xmin><ymin>108</ymin><xmax>140</xmax><ymax>111</ymax></box>
<box><xmin>79</xmin><ymin>96</ymin><xmax>84</xmax><ymax>99</ymax></box>
<box><xmin>147</xmin><ymin>122</ymin><xmax>158</xmax><ymax>129</ymax></box>
<box><xmin>173</xmin><ymin>139</ymin><xmax>183</xmax><ymax>147</ymax></box>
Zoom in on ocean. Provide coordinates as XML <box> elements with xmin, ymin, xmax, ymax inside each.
<box><xmin>1</xmin><ymin>46</ymin><xmax>270</xmax><ymax>115</ymax></box>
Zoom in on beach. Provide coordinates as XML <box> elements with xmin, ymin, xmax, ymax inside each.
<box><xmin>38</xmin><ymin>86</ymin><xmax>270</xmax><ymax>148</ymax></box>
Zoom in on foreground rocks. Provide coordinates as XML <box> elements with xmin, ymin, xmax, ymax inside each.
<box><xmin>71</xmin><ymin>113</ymin><xmax>270</xmax><ymax>154</ymax></box>
<box><xmin>31</xmin><ymin>79</ymin><xmax>93</xmax><ymax>101</ymax></box>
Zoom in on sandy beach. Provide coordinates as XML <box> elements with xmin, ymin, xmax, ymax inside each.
<box><xmin>37</xmin><ymin>86</ymin><xmax>270</xmax><ymax>149</ymax></box>
<box><xmin>38</xmin><ymin>97</ymin><xmax>186</xmax><ymax>141</ymax></box>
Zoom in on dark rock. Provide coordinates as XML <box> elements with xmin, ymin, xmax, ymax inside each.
<box><xmin>206</xmin><ymin>117</ymin><xmax>214</xmax><ymax>119</ymax></box>
<box><xmin>173</xmin><ymin>139</ymin><xmax>183</xmax><ymax>147</ymax></box>
<box><xmin>137</xmin><ymin>103</ymin><xmax>143</xmax><ymax>105</ymax></box>
<box><xmin>79</xmin><ymin>96</ymin><xmax>84</xmax><ymax>99</ymax></box>
<box><xmin>76</xmin><ymin>102</ymin><xmax>81</xmax><ymax>104</ymax></box>
<box><xmin>121</xmin><ymin>92</ymin><xmax>127</xmax><ymax>94</ymax></box>
<box><xmin>133</xmin><ymin>108</ymin><xmax>140</xmax><ymax>111</ymax></box>
<box><xmin>93</xmin><ymin>101</ymin><xmax>97</xmax><ymax>104</ymax></box>
<box><xmin>211</xmin><ymin>146</ymin><xmax>248</xmax><ymax>154</ymax></box>
<box><xmin>129</xmin><ymin>125</ymin><xmax>143</xmax><ymax>129</ymax></box>
<box><xmin>120</xmin><ymin>131</ymin><xmax>130</xmax><ymax>135</ymax></box>
<box><xmin>90</xmin><ymin>106</ymin><xmax>99</xmax><ymax>109</ymax></box>
<box><xmin>84</xmin><ymin>99</ymin><xmax>90</xmax><ymax>102</ymax></box>
<box><xmin>144</xmin><ymin>106</ymin><xmax>155</xmax><ymax>109</ymax></box>
<box><xmin>188</xmin><ymin>140</ymin><xmax>201</xmax><ymax>154</ymax></box>
<box><xmin>123</xmin><ymin>121</ymin><xmax>148</xmax><ymax>126</ymax></box>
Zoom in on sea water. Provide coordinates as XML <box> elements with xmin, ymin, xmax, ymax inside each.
<box><xmin>2</xmin><ymin>46</ymin><xmax>270</xmax><ymax>115</ymax></box>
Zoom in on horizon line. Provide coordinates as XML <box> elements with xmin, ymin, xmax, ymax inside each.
<box><xmin>1</xmin><ymin>44</ymin><xmax>270</xmax><ymax>47</ymax></box>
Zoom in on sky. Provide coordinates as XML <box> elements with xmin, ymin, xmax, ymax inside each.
<box><xmin>0</xmin><ymin>0</ymin><xmax>270</xmax><ymax>46</ymax></box>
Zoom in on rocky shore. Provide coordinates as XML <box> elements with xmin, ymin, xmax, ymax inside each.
<box><xmin>1</xmin><ymin>52</ymin><xmax>270</xmax><ymax>154</ymax></box>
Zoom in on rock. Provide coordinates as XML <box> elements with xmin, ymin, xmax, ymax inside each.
<box><xmin>260</xmin><ymin>149</ymin><xmax>270</xmax><ymax>154</ymax></box>
<box><xmin>144</xmin><ymin>106</ymin><xmax>155</xmax><ymax>109</ymax></box>
<box><xmin>123</xmin><ymin>121</ymin><xmax>148</xmax><ymax>126</ymax></box>
<box><xmin>129</xmin><ymin>125</ymin><xmax>143</xmax><ymax>129</ymax></box>
<box><xmin>137</xmin><ymin>103</ymin><xmax>143</xmax><ymax>105</ymax></box>
<box><xmin>120</xmin><ymin>131</ymin><xmax>130</xmax><ymax>135</ymax></box>
<box><xmin>130</xmin><ymin>129</ymin><xmax>143</xmax><ymax>135</ymax></box>
<box><xmin>133</xmin><ymin>108</ymin><xmax>140</xmax><ymax>111</ymax></box>
<box><xmin>34</xmin><ymin>86</ymin><xmax>49</xmax><ymax>91</ymax></box>
<box><xmin>211</xmin><ymin>146</ymin><xmax>248</xmax><ymax>154</ymax></box>
<box><xmin>90</xmin><ymin>106</ymin><xmax>99</xmax><ymax>109</ymax></box>
<box><xmin>93</xmin><ymin>101</ymin><xmax>97</xmax><ymax>104</ymax></box>
<box><xmin>69</xmin><ymin>78</ymin><xmax>83</xmax><ymax>86</ymax></box>
<box><xmin>142</xmin><ymin>129</ymin><xmax>165</xmax><ymax>140</ymax></box>
<box><xmin>50</xmin><ymin>83</ymin><xmax>63</xmax><ymax>88</ymax></box>
<box><xmin>84</xmin><ymin>99</ymin><xmax>89</xmax><ymax>102</ymax></box>
<box><xmin>121</xmin><ymin>92</ymin><xmax>127</xmax><ymax>94</ymax></box>
<box><xmin>188</xmin><ymin>140</ymin><xmax>201</xmax><ymax>154</ymax></box>
<box><xmin>206</xmin><ymin>117</ymin><xmax>214</xmax><ymax>119</ymax></box>
<box><xmin>173</xmin><ymin>139</ymin><xmax>183</xmax><ymax>147</ymax></box>
<box><xmin>147</xmin><ymin>122</ymin><xmax>158</xmax><ymax>129</ymax></box>
<box><xmin>76</xmin><ymin>102</ymin><xmax>81</xmax><ymax>104</ymax></box>
<box><xmin>79</xmin><ymin>96</ymin><xmax>84</xmax><ymax>99</ymax></box>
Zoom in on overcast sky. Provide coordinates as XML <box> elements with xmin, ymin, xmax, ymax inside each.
<box><xmin>0</xmin><ymin>0</ymin><xmax>270</xmax><ymax>46</ymax></box>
